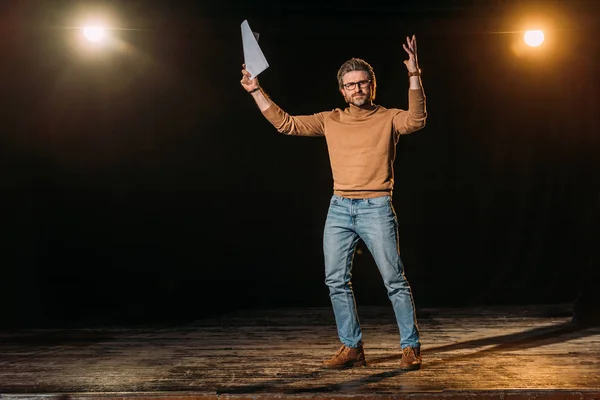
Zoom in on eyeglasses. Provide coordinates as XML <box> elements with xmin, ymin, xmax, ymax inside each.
<box><xmin>342</xmin><ymin>79</ymin><xmax>371</xmax><ymax>91</ymax></box>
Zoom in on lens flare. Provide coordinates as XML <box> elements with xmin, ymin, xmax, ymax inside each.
<box><xmin>82</xmin><ymin>26</ymin><xmax>105</xmax><ymax>42</ymax></box>
<box><xmin>524</xmin><ymin>30</ymin><xmax>544</xmax><ymax>47</ymax></box>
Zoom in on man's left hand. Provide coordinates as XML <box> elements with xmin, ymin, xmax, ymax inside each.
<box><xmin>403</xmin><ymin>35</ymin><xmax>419</xmax><ymax>73</ymax></box>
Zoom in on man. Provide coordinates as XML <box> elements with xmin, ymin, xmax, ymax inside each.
<box><xmin>240</xmin><ymin>35</ymin><xmax>427</xmax><ymax>370</ymax></box>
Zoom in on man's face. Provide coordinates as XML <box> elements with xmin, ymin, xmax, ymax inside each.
<box><xmin>340</xmin><ymin>70</ymin><xmax>372</xmax><ymax>107</ymax></box>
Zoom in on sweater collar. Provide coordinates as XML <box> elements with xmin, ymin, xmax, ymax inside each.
<box><xmin>346</xmin><ymin>103</ymin><xmax>379</xmax><ymax>117</ymax></box>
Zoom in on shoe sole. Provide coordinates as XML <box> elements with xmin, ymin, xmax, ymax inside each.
<box><xmin>322</xmin><ymin>359</ymin><xmax>366</xmax><ymax>369</ymax></box>
<box><xmin>400</xmin><ymin>363</ymin><xmax>421</xmax><ymax>371</ymax></box>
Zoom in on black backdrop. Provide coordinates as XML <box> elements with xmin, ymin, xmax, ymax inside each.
<box><xmin>1</xmin><ymin>0</ymin><xmax>598</xmax><ymax>327</ymax></box>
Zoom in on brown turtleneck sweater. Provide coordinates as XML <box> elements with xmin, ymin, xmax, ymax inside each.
<box><xmin>262</xmin><ymin>89</ymin><xmax>427</xmax><ymax>198</ymax></box>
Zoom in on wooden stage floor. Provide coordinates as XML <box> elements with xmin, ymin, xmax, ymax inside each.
<box><xmin>1</xmin><ymin>303</ymin><xmax>599</xmax><ymax>400</ymax></box>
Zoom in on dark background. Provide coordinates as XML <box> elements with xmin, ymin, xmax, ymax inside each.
<box><xmin>1</xmin><ymin>0</ymin><xmax>598</xmax><ymax>327</ymax></box>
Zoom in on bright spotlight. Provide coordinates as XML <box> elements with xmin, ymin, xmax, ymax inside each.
<box><xmin>82</xmin><ymin>26</ymin><xmax>105</xmax><ymax>43</ymax></box>
<box><xmin>524</xmin><ymin>30</ymin><xmax>544</xmax><ymax>47</ymax></box>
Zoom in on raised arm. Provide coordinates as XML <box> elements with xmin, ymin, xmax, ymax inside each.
<box><xmin>241</xmin><ymin>64</ymin><xmax>272</xmax><ymax>112</ymax></box>
<box><xmin>240</xmin><ymin>64</ymin><xmax>327</xmax><ymax>137</ymax></box>
<box><xmin>393</xmin><ymin>35</ymin><xmax>427</xmax><ymax>136</ymax></box>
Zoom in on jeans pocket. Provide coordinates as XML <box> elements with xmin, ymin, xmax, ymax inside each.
<box><xmin>366</xmin><ymin>196</ymin><xmax>391</xmax><ymax>207</ymax></box>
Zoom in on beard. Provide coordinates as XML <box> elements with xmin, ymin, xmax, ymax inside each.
<box><xmin>346</xmin><ymin>92</ymin><xmax>369</xmax><ymax>107</ymax></box>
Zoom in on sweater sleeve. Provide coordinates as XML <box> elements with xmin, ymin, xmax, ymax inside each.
<box><xmin>262</xmin><ymin>102</ymin><xmax>328</xmax><ymax>137</ymax></box>
<box><xmin>392</xmin><ymin>88</ymin><xmax>427</xmax><ymax>137</ymax></box>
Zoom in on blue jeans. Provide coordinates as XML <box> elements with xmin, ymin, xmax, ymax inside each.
<box><xmin>323</xmin><ymin>194</ymin><xmax>420</xmax><ymax>349</ymax></box>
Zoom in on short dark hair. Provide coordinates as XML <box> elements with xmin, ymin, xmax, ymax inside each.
<box><xmin>337</xmin><ymin>58</ymin><xmax>377</xmax><ymax>99</ymax></box>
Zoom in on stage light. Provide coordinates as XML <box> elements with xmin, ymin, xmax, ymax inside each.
<box><xmin>524</xmin><ymin>30</ymin><xmax>544</xmax><ymax>47</ymax></box>
<box><xmin>82</xmin><ymin>26</ymin><xmax>106</xmax><ymax>43</ymax></box>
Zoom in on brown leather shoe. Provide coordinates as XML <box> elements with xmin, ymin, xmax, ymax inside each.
<box><xmin>400</xmin><ymin>346</ymin><xmax>421</xmax><ymax>371</ymax></box>
<box><xmin>322</xmin><ymin>344</ymin><xmax>366</xmax><ymax>369</ymax></box>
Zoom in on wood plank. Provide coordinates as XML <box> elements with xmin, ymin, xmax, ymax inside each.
<box><xmin>1</xmin><ymin>304</ymin><xmax>599</xmax><ymax>399</ymax></box>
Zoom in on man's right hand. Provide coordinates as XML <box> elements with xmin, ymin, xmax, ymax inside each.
<box><xmin>241</xmin><ymin>64</ymin><xmax>260</xmax><ymax>93</ymax></box>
